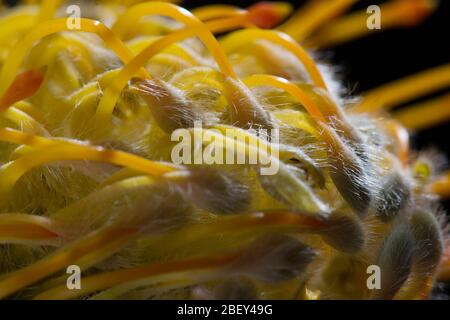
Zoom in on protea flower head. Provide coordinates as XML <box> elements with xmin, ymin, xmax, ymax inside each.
<box><xmin>0</xmin><ymin>0</ymin><xmax>449</xmax><ymax>300</ymax></box>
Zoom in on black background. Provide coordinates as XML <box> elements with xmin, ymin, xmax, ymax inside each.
<box><xmin>0</xmin><ymin>300</ymin><xmax>447</xmax><ymax>317</ymax></box>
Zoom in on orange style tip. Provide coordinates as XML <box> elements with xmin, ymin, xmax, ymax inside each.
<box><xmin>396</xmin><ymin>0</ymin><xmax>438</xmax><ymax>26</ymax></box>
<box><xmin>247</xmin><ymin>2</ymin><xmax>293</xmax><ymax>29</ymax></box>
<box><xmin>0</xmin><ymin>67</ymin><xmax>47</xmax><ymax>111</ymax></box>
<box><xmin>27</xmin><ymin>66</ymin><xmax>47</xmax><ymax>87</ymax></box>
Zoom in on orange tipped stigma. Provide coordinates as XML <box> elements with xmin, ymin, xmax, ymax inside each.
<box><xmin>111</xmin><ymin>1</ymin><xmax>289</xmax><ymax>44</ymax></box>
<box><xmin>246</xmin><ymin>2</ymin><xmax>293</xmax><ymax>29</ymax></box>
<box><xmin>307</xmin><ymin>0</ymin><xmax>438</xmax><ymax>48</ymax></box>
<box><xmin>389</xmin><ymin>0</ymin><xmax>438</xmax><ymax>27</ymax></box>
<box><xmin>199</xmin><ymin>2</ymin><xmax>293</xmax><ymax>31</ymax></box>
<box><xmin>393</xmin><ymin>93</ymin><xmax>450</xmax><ymax>131</ymax></box>
<box><xmin>430</xmin><ymin>171</ymin><xmax>450</xmax><ymax>198</ymax></box>
<box><xmin>355</xmin><ymin>64</ymin><xmax>450</xmax><ymax>113</ymax></box>
<box><xmin>0</xmin><ymin>67</ymin><xmax>46</xmax><ymax>112</ymax></box>
<box><xmin>193</xmin><ymin>2</ymin><xmax>292</xmax><ymax>29</ymax></box>
<box><xmin>279</xmin><ymin>0</ymin><xmax>356</xmax><ymax>42</ymax></box>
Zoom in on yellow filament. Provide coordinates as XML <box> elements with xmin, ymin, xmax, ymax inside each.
<box><xmin>0</xmin><ymin>12</ymin><xmax>35</xmax><ymax>51</ymax></box>
<box><xmin>0</xmin><ymin>8</ymin><xmax>36</xmax><ymax>31</ymax></box>
<box><xmin>112</xmin><ymin>1</ymin><xmax>238</xmax><ymax>41</ymax></box>
<box><xmin>0</xmin><ymin>127</ymin><xmax>54</xmax><ymax>147</ymax></box>
<box><xmin>112</xmin><ymin>2</ymin><xmax>237</xmax><ymax>77</ymax></box>
<box><xmin>111</xmin><ymin>0</ymin><xmax>248</xmax><ymax>44</ymax></box>
<box><xmin>279</xmin><ymin>0</ymin><xmax>356</xmax><ymax>42</ymax></box>
<box><xmin>273</xmin><ymin>109</ymin><xmax>317</xmax><ymax>135</ymax></box>
<box><xmin>0</xmin><ymin>144</ymin><xmax>179</xmax><ymax>199</ymax></box>
<box><xmin>35</xmin><ymin>252</ymin><xmax>238</xmax><ymax>300</ymax></box>
<box><xmin>221</xmin><ymin>29</ymin><xmax>327</xmax><ymax>89</ymax></box>
<box><xmin>127</xmin><ymin>37</ymin><xmax>198</xmax><ymax>66</ymax></box>
<box><xmin>96</xmin><ymin>16</ymin><xmax>247</xmax><ymax>122</ymax></box>
<box><xmin>124</xmin><ymin>14</ymin><xmax>251</xmax><ymax>46</ymax></box>
<box><xmin>430</xmin><ymin>171</ymin><xmax>450</xmax><ymax>199</ymax></box>
<box><xmin>243</xmin><ymin>74</ymin><xmax>326</xmax><ymax>122</ymax></box>
<box><xmin>0</xmin><ymin>18</ymin><xmax>149</xmax><ymax>97</ymax></box>
<box><xmin>355</xmin><ymin>64</ymin><xmax>450</xmax><ymax>113</ymax></box>
<box><xmin>192</xmin><ymin>5</ymin><xmax>244</xmax><ymax>21</ymax></box>
<box><xmin>307</xmin><ymin>0</ymin><xmax>438</xmax><ymax>48</ymax></box>
<box><xmin>242</xmin><ymin>75</ymin><xmax>364</xmax><ymax>171</ymax></box>
<box><xmin>98</xmin><ymin>168</ymin><xmax>145</xmax><ymax>188</ymax></box>
<box><xmin>0</xmin><ymin>128</ymin><xmax>179</xmax><ymax>197</ymax></box>
<box><xmin>36</xmin><ymin>0</ymin><xmax>61</xmax><ymax>23</ymax></box>
<box><xmin>96</xmin><ymin>28</ymin><xmax>199</xmax><ymax>121</ymax></box>
<box><xmin>201</xmin><ymin>15</ymin><xmax>252</xmax><ymax>34</ymax></box>
<box><xmin>0</xmin><ymin>227</ymin><xmax>137</xmax><ymax>299</ymax></box>
<box><xmin>212</xmin><ymin>124</ymin><xmax>277</xmax><ymax>152</ymax></box>
<box><xmin>393</xmin><ymin>93</ymin><xmax>450</xmax><ymax>130</ymax></box>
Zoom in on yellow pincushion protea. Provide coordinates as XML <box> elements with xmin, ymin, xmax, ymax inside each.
<box><xmin>0</xmin><ymin>0</ymin><xmax>448</xmax><ymax>300</ymax></box>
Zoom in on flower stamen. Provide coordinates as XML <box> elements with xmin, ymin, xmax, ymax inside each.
<box><xmin>355</xmin><ymin>64</ymin><xmax>450</xmax><ymax>113</ymax></box>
